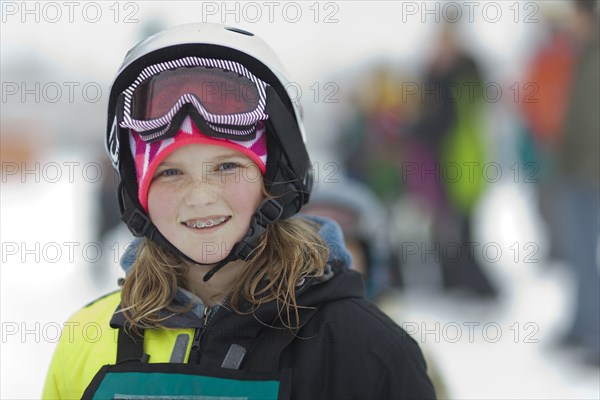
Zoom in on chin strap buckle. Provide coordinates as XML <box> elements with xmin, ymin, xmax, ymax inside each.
<box><xmin>119</xmin><ymin>182</ymin><xmax>152</xmax><ymax>237</ymax></box>
<box><xmin>125</xmin><ymin>209</ymin><xmax>152</xmax><ymax>237</ymax></box>
<box><xmin>237</xmin><ymin>199</ymin><xmax>283</xmax><ymax>260</ymax></box>
<box><xmin>256</xmin><ymin>198</ymin><xmax>284</xmax><ymax>227</ymax></box>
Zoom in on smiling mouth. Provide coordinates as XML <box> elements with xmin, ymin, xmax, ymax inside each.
<box><xmin>183</xmin><ymin>216</ymin><xmax>229</xmax><ymax>229</ymax></box>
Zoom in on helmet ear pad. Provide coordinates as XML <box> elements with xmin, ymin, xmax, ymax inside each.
<box><xmin>260</xmin><ymin>85</ymin><xmax>313</xmax><ymax>218</ymax></box>
<box><xmin>116</xmin><ymin>125</ymin><xmax>143</xmax><ymax>225</ymax></box>
<box><xmin>263</xmin><ymin>123</ymin><xmax>312</xmax><ymax>219</ymax></box>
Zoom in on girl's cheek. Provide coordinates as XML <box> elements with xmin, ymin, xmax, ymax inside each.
<box><xmin>222</xmin><ymin>168</ymin><xmax>257</xmax><ymax>188</ymax></box>
<box><xmin>241</xmin><ymin>166</ymin><xmax>262</xmax><ymax>186</ymax></box>
<box><xmin>150</xmin><ymin>181</ymin><xmax>182</xmax><ymax>205</ymax></box>
<box><xmin>222</xmin><ymin>184</ymin><xmax>244</xmax><ymax>199</ymax></box>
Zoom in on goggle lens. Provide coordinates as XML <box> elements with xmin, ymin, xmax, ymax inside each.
<box><xmin>119</xmin><ymin>57</ymin><xmax>269</xmax><ymax>141</ymax></box>
<box><xmin>131</xmin><ymin>67</ymin><xmax>260</xmax><ymax>119</ymax></box>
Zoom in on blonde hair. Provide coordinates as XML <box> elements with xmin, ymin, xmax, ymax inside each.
<box><xmin>119</xmin><ymin>217</ymin><xmax>329</xmax><ymax>329</ymax></box>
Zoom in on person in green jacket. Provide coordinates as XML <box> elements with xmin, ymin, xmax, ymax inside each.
<box><xmin>43</xmin><ymin>23</ymin><xmax>436</xmax><ymax>399</ymax></box>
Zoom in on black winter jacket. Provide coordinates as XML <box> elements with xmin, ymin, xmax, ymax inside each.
<box><xmin>45</xmin><ymin>217</ymin><xmax>436</xmax><ymax>399</ymax></box>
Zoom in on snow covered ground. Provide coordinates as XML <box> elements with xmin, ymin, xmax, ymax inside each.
<box><xmin>1</xmin><ymin>151</ymin><xmax>598</xmax><ymax>399</ymax></box>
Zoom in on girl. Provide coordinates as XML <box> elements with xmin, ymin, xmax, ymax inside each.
<box><xmin>43</xmin><ymin>22</ymin><xmax>436</xmax><ymax>399</ymax></box>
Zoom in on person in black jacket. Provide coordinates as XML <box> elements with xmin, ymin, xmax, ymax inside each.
<box><xmin>43</xmin><ymin>22</ymin><xmax>436</xmax><ymax>399</ymax></box>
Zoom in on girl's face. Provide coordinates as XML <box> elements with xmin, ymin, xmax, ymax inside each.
<box><xmin>148</xmin><ymin>144</ymin><xmax>264</xmax><ymax>264</ymax></box>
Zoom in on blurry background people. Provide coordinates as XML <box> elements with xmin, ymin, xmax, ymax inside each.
<box><xmin>338</xmin><ymin>65</ymin><xmax>420</xmax><ymax>205</ymax></box>
<box><xmin>336</xmin><ymin>18</ymin><xmax>499</xmax><ymax>299</ymax></box>
<box><xmin>517</xmin><ymin>6</ymin><xmax>577</xmax><ymax>264</ymax></box>
<box><xmin>555</xmin><ymin>0</ymin><xmax>600</xmax><ymax>365</ymax></box>
<box><xmin>334</xmin><ymin>65</ymin><xmax>422</xmax><ymax>289</ymax></box>
<box><xmin>302</xmin><ymin>176</ymin><xmax>397</xmax><ymax>300</ymax></box>
<box><xmin>410</xmin><ymin>21</ymin><xmax>496</xmax><ymax>299</ymax></box>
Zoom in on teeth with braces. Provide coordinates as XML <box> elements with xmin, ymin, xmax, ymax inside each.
<box><xmin>185</xmin><ymin>217</ymin><xmax>226</xmax><ymax>229</ymax></box>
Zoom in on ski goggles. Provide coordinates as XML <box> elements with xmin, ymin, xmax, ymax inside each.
<box><xmin>118</xmin><ymin>57</ymin><xmax>269</xmax><ymax>142</ymax></box>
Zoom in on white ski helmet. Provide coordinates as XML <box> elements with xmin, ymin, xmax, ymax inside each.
<box><xmin>105</xmin><ymin>23</ymin><xmax>313</xmax><ymax>279</ymax></box>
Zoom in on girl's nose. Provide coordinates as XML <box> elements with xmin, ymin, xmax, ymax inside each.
<box><xmin>183</xmin><ymin>177</ymin><xmax>219</xmax><ymax>207</ymax></box>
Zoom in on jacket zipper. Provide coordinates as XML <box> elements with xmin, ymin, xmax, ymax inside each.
<box><xmin>189</xmin><ymin>290</ymin><xmax>232</xmax><ymax>364</ymax></box>
<box><xmin>190</xmin><ymin>326</ymin><xmax>202</xmax><ymax>361</ymax></box>
<box><xmin>203</xmin><ymin>304</ymin><xmax>211</xmax><ymax>325</ymax></box>
<box><xmin>189</xmin><ymin>304</ymin><xmax>217</xmax><ymax>364</ymax></box>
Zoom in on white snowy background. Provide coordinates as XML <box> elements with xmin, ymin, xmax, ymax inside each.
<box><xmin>2</xmin><ymin>1</ymin><xmax>599</xmax><ymax>398</ymax></box>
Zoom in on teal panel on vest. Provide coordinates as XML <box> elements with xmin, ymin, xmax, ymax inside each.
<box><xmin>93</xmin><ymin>372</ymin><xmax>280</xmax><ymax>400</ymax></box>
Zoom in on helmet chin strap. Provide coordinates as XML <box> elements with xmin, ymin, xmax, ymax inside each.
<box><xmin>201</xmin><ymin>198</ymin><xmax>283</xmax><ymax>282</ymax></box>
<box><xmin>118</xmin><ymin>181</ymin><xmax>283</xmax><ymax>282</ymax></box>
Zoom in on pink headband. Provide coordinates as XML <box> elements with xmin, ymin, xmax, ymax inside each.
<box><xmin>130</xmin><ymin>116</ymin><xmax>267</xmax><ymax>211</ymax></box>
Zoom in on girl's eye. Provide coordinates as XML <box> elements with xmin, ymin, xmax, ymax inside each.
<box><xmin>219</xmin><ymin>162</ymin><xmax>241</xmax><ymax>171</ymax></box>
<box><xmin>159</xmin><ymin>168</ymin><xmax>181</xmax><ymax>177</ymax></box>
